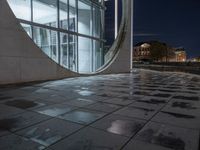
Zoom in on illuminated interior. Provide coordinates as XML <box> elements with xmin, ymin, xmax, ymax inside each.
<box><xmin>7</xmin><ymin>0</ymin><xmax>104</xmax><ymax>73</ymax></box>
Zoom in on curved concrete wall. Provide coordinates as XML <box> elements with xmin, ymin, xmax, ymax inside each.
<box><xmin>0</xmin><ymin>0</ymin><xmax>79</xmax><ymax>85</ymax></box>
<box><xmin>97</xmin><ymin>0</ymin><xmax>133</xmax><ymax>74</ymax></box>
<box><xmin>0</xmin><ymin>0</ymin><xmax>133</xmax><ymax>85</ymax></box>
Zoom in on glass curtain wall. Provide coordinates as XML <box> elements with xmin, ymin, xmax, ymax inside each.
<box><xmin>7</xmin><ymin>0</ymin><xmax>104</xmax><ymax>73</ymax></box>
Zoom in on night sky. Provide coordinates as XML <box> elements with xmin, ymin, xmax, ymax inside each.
<box><xmin>134</xmin><ymin>0</ymin><xmax>200</xmax><ymax>58</ymax></box>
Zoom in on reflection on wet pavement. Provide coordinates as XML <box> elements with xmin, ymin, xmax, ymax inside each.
<box><xmin>136</xmin><ymin>122</ymin><xmax>198</xmax><ymax>150</ymax></box>
<box><xmin>0</xmin><ymin>69</ymin><xmax>199</xmax><ymax>150</ymax></box>
<box><xmin>59</xmin><ymin>109</ymin><xmax>106</xmax><ymax>125</ymax></box>
<box><xmin>5</xmin><ymin>99</ymin><xmax>44</xmax><ymax>109</ymax></box>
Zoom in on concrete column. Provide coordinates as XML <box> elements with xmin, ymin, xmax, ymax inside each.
<box><xmin>97</xmin><ymin>0</ymin><xmax>133</xmax><ymax>74</ymax></box>
<box><xmin>115</xmin><ymin>0</ymin><xmax>118</xmax><ymax>38</ymax></box>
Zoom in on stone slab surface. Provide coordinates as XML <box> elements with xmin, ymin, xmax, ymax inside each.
<box><xmin>0</xmin><ymin>69</ymin><xmax>199</xmax><ymax>149</ymax></box>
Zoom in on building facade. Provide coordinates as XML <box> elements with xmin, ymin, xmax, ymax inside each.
<box><xmin>7</xmin><ymin>0</ymin><xmax>105</xmax><ymax>73</ymax></box>
<box><xmin>133</xmin><ymin>42</ymin><xmax>187</xmax><ymax>62</ymax></box>
<box><xmin>133</xmin><ymin>43</ymin><xmax>151</xmax><ymax>61</ymax></box>
<box><xmin>174</xmin><ymin>49</ymin><xmax>187</xmax><ymax>62</ymax></box>
<box><xmin>0</xmin><ymin>0</ymin><xmax>133</xmax><ymax>84</ymax></box>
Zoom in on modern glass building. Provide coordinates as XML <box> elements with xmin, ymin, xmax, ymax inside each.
<box><xmin>7</xmin><ymin>0</ymin><xmax>105</xmax><ymax>73</ymax></box>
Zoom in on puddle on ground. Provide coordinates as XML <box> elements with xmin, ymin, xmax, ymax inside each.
<box><xmin>152</xmin><ymin>93</ymin><xmax>171</xmax><ymax>98</ymax></box>
<box><xmin>107</xmin><ymin>120</ymin><xmax>144</xmax><ymax>136</ymax></box>
<box><xmin>139</xmin><ymin>129</ymin><xmax>185</xmax><ymax>150</ymax></box>
<box><xmin>172</xmin><ymin>102</ymin><xmax>196</xmax><ymax>109</ymax></box>
<box><xmin>158</xmin><ymin>89</ymin><xmax>176</xmax><ymax>93</ymax></box>
<box><xmin>137</xmin><ymin>99</ymin><xmax>167</xmax><ymax>105</ymax></box>
<box><xmin>67</xmin><ymin>140</ymin><xmax>113</xmax><ymax>150</ymax></box>
<box><xmin>76</xmin><ymin>90</ymin><xmax>95</xmax><ymax>96</ymax></box>
<box><xmin>144</xmin><ymin>85</ymin><xmax>159</xmax><ymax>88</ymax></box>
<box><xmin>60</xmin><ymin>110</ymin><xmax>105</xmax><ymax>125</ymax></box>
<box><xmin>187</xmin><ymin>87</ymin><xmax>200</xmax><ymax>91</ymax></box>
<box><xmin>0</xmin><ymin>118</ymin><xmax>18</xmax><ymax>130</ymax></box>
<box><xmin>5</xmin><ymin>100</ymin><xmax>39</xmax><ymax>109</ymax></box>
<box><xmin>136</xmin><ymin>107</ymin><xmax>155</xmax><ymax>112</ymax></box>
<box><xmin>134</xmin><ymin>91</ymin><xmax>150</xmax><ymax>96</ymax></box>
<box><xmin>165</xmin><ymin>86</ymin><xmax>180</xmax><ymax>89</ymax></box>
<box><xmin>0</xmin><ymin>96</ymin><xmax>13</xmax><ymax>101</ymax></box>
<box><xmin>191</xmin><ymin>77</ymin><xmax>200</xmax><ymax>82</ymax></box>
<box><xmin>162</xmin><ymin>111</ymin><xmax>195</xmax><ymax>119</ymax></box>
<box><xmin>173</xmin><ymin>96</ymin><xmax>199</xmax><ymax>101</ymax></box>
<box><xmin>98</xmin><ymin>93</ymin><xmax>111</xmax><ymax>97</ymax></box>
<box><xmin>37</xmin><ymin>106</ymin><xmax>74</xmax><ymax>117</ymax></box>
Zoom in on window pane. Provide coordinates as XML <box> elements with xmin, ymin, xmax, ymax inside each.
<box><xmin>69</xmin><ymin>0</ymin><xmax>77</xmax><ymax>32</ymax></box>
<box><xmin>78</xmin><ymin>37</ymin><xmax>92</xmax><ymax>73</ymax></box>
<box><xmin>69</xmin><ymin>34</ymin><xmax>77</xmax><ymax>71</ymax></box>
<box><xmin>60</xmin><ymin>32</ymin><xmax>68</xmax><ymax>68</ymax></box>
<box><xmin>93</xmin><ymin>6</ymin><xmax>101</xmax><ymax>38</ymax></box>
<box><xmin>21</xmin><ymin>23</ymin><xmax>32</xmax><ymax>38</ymax></box>
<box><xmin>59</xmin><ymin>0</ymin><xmax>68</xmax><ymax>30</ymax></box>
<box><xmin>93</xmin><ymin>40</ymin><xmax>102</xmax><ymax>70</ymax></box>
<box><xmin>78</xmin><ymin>0</ymin><xmax>92</xmax><ymax>36</ymax></box>
<box><xmin>33</xmin><ymin>26</ymin><xmax>59</xmax><ymax>63</ymax></box>
<box><xmin>7</xmin><ymin>0</ymin><xmax>31</xmax><ymax>21</ymax></box>
<box><xmin>33</xmin><ymin>0</ymin><xmax>57</xmax><ymax>27</ymax></box>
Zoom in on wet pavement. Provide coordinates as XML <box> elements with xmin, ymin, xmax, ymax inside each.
<box><xmin>0</xmin><ymin>69</ymin><xmax>199</xmax><ymax>150</ymax></box>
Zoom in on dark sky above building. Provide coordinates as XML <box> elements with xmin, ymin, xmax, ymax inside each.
<box><xmin>134</xmin><ymin>0</ymin><xmax>200</xmax><ymax>58</ymax></box>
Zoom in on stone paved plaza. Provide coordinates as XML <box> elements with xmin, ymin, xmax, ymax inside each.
<box><xmin>0</xmin><ymin>69</ymin><xmax>200</xmax><ymax>150</ymax></box>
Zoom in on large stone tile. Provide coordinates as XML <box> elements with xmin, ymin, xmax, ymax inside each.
<box><xmin>103</xmin><ymin>98</ymin><xmax>134</xmax><ymax>106</ymax></box>
<box><xmin>152</xmin><ymin>111</ymin><xmax>200</xmax><ymax>129</ymax></box>
<box><xmin>85</xmin><ymin>102</ymin><xmax>121</xmax><ymax>113</ymax></box>
<box><xmin>130</xmin><ymin>97</ymin><xmax>168</xmax><ymax>110</ymax></box>
<box><xmin>0</xmin><ymin>111</ymin><xmax>50</xmax><ymax>132</ymax></box>
<box><xmin>150</xmin><ymin>92</ymin><xmax>172</xmax><ymax>98</ymax></box>
<box><xmin>34</xmin><ymin>104</ymin><xmax>77</xmax><ymax>117</ymax></box>
<box><xmin>172</xmin><ymin>95</ymin><xmax>200</xmax><ymax>101</ymax></box>
<box><xmin>133</xmin><ymin>90</ymin><xmax>151</xmax><ymax>96</ymax></box>
<box><xmin>0</xmin><ymin>134</ymin><xmax>45</xmax><ymax>150</ymax></box>
<box><xmin>0</xmin><ymin>130</ymin><xmax>11</xmax><ymax>137</ymax></box>
<box><xmin>123</xmin><ymin>140</ymin><xmax>173</xmax><ymax>150</ymax></box>
<box><xmin>91</xmin><ymin>114</ymin><xmax>146</xmax><ymax>137</ymax></box>
<box><xmin>168</xmin><ymin>98</ymin><xmax>200</xmax><ymax>109</ymax></box>
<box><xmin>0</xmin><ymin>95</ymin><xmax>13</xmax><ymax>103</ymax></box>
<box><xmin>114</xmin><ymin>106</ymin><xmax>157</xmax><ymax>120</ymax></box>
<box><xmin>136</xmin><ymin>122</ymin><xmax>199</xmax><ymax>150</ymax></box>
<box><xmin>49</xmin><ymin>127</ymin><xmax>128</xmax><ymax>150</ymax></box>
<box><xmin>162</xmin><ymin>103</ymin><xmax>200</xmax><ymax>117</ymax></box>
<box><xmin>4</xmin><ymin>99</ymin><xmax>45</xmax><ymax>110</ymax></box>
<box><xmin>58</xmin><ymin>109</ymin><xmax>106</xmax><ymax>125</ymax></box>
<box><xmin>30</xmin><ymin>91</ymin><xmax>70</xmax><ymax>104</ymax></box>
<box><xmin>0</xmin><ymin>104</ymin><xmax>25</xmax><ymax>118</ymax></box>
<box><xmin>17</xmin><ymin>118</ymin><xmax>83</xmax><ymax>146</ymax></box>
<box><xmin>63</xmin><ymin>98</ymin><xmax>96</xmax><ymax>107</ymax></box>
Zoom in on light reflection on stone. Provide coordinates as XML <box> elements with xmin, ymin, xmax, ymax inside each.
<box><xmin>107</xmin><ymin>120</ymin><xmax>142</xmax><ymax>136</ymax></box>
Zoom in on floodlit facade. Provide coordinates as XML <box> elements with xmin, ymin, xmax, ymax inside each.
<box><xmin>0</xmin><ymin>0</ymin><xmax>133</xmax><ymax>84</ymax></box>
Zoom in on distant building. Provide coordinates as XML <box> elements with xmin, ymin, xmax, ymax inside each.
<box><xmin>190</xmin><ymin>56</ymin><xmax>200</xmax><ymax>62</ymax></box>
<box><xmin>174</xmin><ymin>48</ymin><xmax>187</xmax><ymax>62</ymax></box>
<box><xmin>133</xmin><ymin>43</ymin><xmax>151</xmax><ymax>61</ymax></box>
<box><xmin>133</xmin><ymin>42</ymin><xmax>187</xmax><ymax>62</ymax></box>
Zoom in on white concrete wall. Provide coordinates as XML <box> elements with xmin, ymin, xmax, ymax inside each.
<box><xmin>97</xmin><ymin>0</ymin><xmax>133</xmax><ymax>74</ymax></box>
<box><xmin>0</xmin><ymin>0</ymin><xmax>78</xmax><ymax>85</ymax></box>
